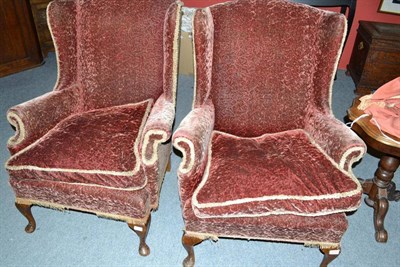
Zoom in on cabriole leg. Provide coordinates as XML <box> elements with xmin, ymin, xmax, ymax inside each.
<box><xmin>320</xmin><ymin>246</ymin><xmax>341</xmax><ymax>267</ymax></box>
<box><xmin>128</xmin><ymin>214</ymin><xmax>151</xmax><ymax>256</ymax></box>
<box><xmin>15</xmin><ymin>202</ymin><xmax>36</xmax><ymax>233</ymax></box>
<box><xmin>182</xmin><ymin>232</ymin><xmax>204</xmax><ymax>267</ymax></box>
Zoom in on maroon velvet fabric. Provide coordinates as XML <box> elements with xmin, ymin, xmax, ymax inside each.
<box><xmin>6</xmin><ymin>0</ymin><xmax>181</xmax><ymax>217</ymax></box>
<box><xmin>7</xmin><ymin>101</ymin><xmax>151</xmax><ymax>189</ymax></box>
<box><xmin>162</xmin><ymin>3</ymin><xmax>181</xmax><ymax>103</ymax></box>
<box><xmin>47</xmin><ymin>0</ymin><xmax>178</xmax><ymax>104</ymax></box>
<box><xmin>76</xmin><ymin>0</ymin><xmax>173</xmax><ymax>110</ymax></box>
<box><xmin>173</xmin><ymin>101</ymin><xmax>215</xmax><ymax>202</ymax></box>
<box><xmin>7</xmin><ymin>86</ymin><xmax>81</xmax><ymax>154</ymax></box>
<box><xmin>305</xmin><ymin>112</ymin><xmax>366</xmax><ymax>171</ymax></box>
<box><xmin>184</xmin><ymin>203</ymin><xmax>347</xmax><ymax>244</ymax></box>
<box><xmin>139</xmin><ymin>2</ymin><xmax>182</xmax><ymax>206</ymax></box>
<box><xmin>173</xmin><ymin>0</ymin><xmax>365</xmax><ymax>245</ymax></box>
<box><xmin>193</xmin><ymin>130</ymin><xmax>361</xmax><ymax>217</ymax></box>
<box><xmin>193</xmin><ymin>0</ymin><xmax>346</xmax><ymax>137</ymax></box>
<box><xmin>47</xmin><ymin>0</ymin><xmax>79</xmax><ymax>91</ymax></box>
<box><xmin>143</xmin><ymin>142</ymin><xmax>171</xmax><ymax>209</ymax></box>
<box><xmin>10</xmin><ymin>179</ymin><xmax>150</xmax><ymax>219</ymax></box>
<box><xmin>141</xmin><ymin>98</ymin><xmax>175</xmax><ymax>207</ymax></box>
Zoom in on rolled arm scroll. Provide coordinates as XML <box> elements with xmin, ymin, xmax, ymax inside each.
<box><xmin>305</xmin><ymin>112</ymin><xmax>366</xmax><ymax>171</ymax></box>
<box><xmin>172</xmin><ymin>101</ymin><xmax>215</xmax><ymax>175</ymax></box>
<box><xmin>141</xmin><ymin>95</ymin><xmax>176</xmax><ymax>166</ymax></box>
<box><xmin>7</xmin><ymin>86</ymin><xmax>80</xmax><ymax>154</ymax></box>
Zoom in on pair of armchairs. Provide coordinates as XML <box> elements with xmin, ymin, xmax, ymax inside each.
<box><xmin>5</xmin><ymin>0</ymin><xmax>365</xmax><ymax>266</ymax></box>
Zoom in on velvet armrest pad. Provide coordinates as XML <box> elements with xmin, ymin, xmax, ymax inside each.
<box><xmin>141</xmin><ymin>95</ymin><xmax>175</xmax><ymax>166</ymax></box>
<box><xmin>172</xmin><ymin>102</ymin><xmax>215</xmax><ymax>175</ymax></box>
<box><xmin>7</xmin><ymin>87</ymin><xmax>80</xmax><ymax>154</ymax></box>
<box><xmin>305</xmin><ymin>112</ymin><xmax>366</xmax><ymax>170</ymax></box>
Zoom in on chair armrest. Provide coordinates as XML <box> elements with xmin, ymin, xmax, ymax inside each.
<box><xmin>141</xmin><ymin>95</ymin><xmax>175</xmax><ymax>166</ymax></box>
<box><xmin>7</xmin><ymin>87</ymin><xmax>80</xmax><ymax>154</ymax></box>
<box><xmin>173</xmin><ymin>101</ymin><xmax>215</xmax><ymax>175</ymax></box>
<box><xmin>305</xmin><ymin>112</ymin><xmax>366</xmax><ymax>171</ymax></box>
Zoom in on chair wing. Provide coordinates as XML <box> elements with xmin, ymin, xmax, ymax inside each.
<box><xmin>173</xmin><ymin>1</ymin><xmax>365</xmax><ymax>266</ymax></box>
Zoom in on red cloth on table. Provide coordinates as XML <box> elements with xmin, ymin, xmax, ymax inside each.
<box><xmin>358</xmin><ymin>77</ymin><xmax>400</xmax><ymax>139</ymax></box>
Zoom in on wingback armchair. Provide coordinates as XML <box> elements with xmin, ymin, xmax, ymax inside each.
<box><xmin>5</xmin><ymin>0</ymin><xmax>181</xmax><ymax>256</ymax></box>
<box><xmin>172</xmin><ymin>0</ymin><xmax>366</xmax><ymax>266</ymax></box>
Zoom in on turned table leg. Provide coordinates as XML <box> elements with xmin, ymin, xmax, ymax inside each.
<box><xmin>182</xmin><ymin>233</ymin><xmax>204</xmax><ymax>267</ymax></box>
<box><xmin>128</xmin><ymin>214</ymin><xmax>151</xmax><ymax>256</ymax></box>
<box><xmin>362</xmin><ymin>155</ymin><xmax>399</xmax><ymax>243</ymax></box>
<box><xmin>320</xmin><ymin>246</ymin><xmax>340</xmax><ymax>267</ymax></box>
<box><xmin>15</xmin><ymin>202</ymin><xmax>36</xmax><ymax>233</ymax></box>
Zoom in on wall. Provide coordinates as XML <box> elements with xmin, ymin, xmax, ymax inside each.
<box><xmin>183</xmin><ymin>0</ymin><xmax>400</xmax><ymax>70</ymax></box>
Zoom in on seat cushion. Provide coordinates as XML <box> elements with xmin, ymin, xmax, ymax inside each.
<box><xmin>6</xmin><ymin>100</ymin><xmax>153</xmax><ymax>190</ymax></box>
<box><xmin>192</xmin><ymin>130</ymin><xmax>362</xmax><ymax>218</ymax></box>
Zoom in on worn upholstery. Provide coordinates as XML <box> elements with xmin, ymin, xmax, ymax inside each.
<box><xmin>7</xmin><ymin>101</ymin><xmax>152</xmax><ymax>189</ymax></box>
<box><xmin>173</xmin><ymin>0</ymin><xmax>366</xmax><ymax>251</ymax></box>
<box><xmin>183</xmin><ymin>204</ymin><xmax>348</xmax><ymax>244</ymax></box>
<box><xmin>192</xmin><ymin>130</ymin><xmax>361</xmax><ymax>218</ymax></box>
<box><xmin>6</xmin><ymin>0</ymin><xmax>181</xmax><ymax>220</ymax></box>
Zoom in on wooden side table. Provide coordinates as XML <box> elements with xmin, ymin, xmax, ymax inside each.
<box><xmin>348</xmin><ymin>98</ymin><xmax>400</xmax><ymax>243</ymax></box>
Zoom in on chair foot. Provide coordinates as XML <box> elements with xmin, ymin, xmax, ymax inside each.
<box><xmin>128</xmin><ymin>214</ymin><xmax>151</xmax><ymax>256</ymax></box>
<box><xmin>320</xmin><ymin>246</ymin><xmax>340</xmax><ymax>267</ymax></box>
<box><xmin>15</xmin><ymin>202</ymin><xmax>36</xmax><ymax>233</ymax></box>
<box><xmin>182</xmin><ymin>233</ymin><xmax>204</xmax><ymax>267</ymax></box>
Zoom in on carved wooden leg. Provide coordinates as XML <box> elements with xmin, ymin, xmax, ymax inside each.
<box><xmin>364</xmin><ymin>156</ymin><xmax>399</xmax><ymax>242</ymax></box>
<box><xmin>320</xmin><ymin>246</ymin><xmax>340</xmax><ymax>267</ymax></box>
<box><xmin>128</xmin><ymin>214</ymin><xmax>151</xmax><ymax>256</ymax></box>
<box><xmin>359</xmin><ymin>178</ymin><xmax>374</xmax><ymax>207</ymax></box>
<box><xmin>373</xmin><ymin>195</ymin><xmax>389</xmax><ymax>242</ymax></box>
<box><xmin>15</xmin><ymin>202</ymin><xmax>36</xmax><ymax>233</ymax></box>
<box><xmin>182</xmin><ymin>233</ymin><xmax>204</xmax><ymax>267</ymax></box>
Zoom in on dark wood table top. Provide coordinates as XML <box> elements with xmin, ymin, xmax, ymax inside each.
<box><xmin>347</xmin><ymin>97</ymin><xmax>400</xmax><ymax>157</ymax></box>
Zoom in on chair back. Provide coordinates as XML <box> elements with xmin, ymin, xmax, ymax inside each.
<box><xmin>48</xmin><ymin>0</ymin><xmax>177</xmax><ymax>110</ymax></box>
<box><xmin>193</xmin><ymin>0</ymin><xmax>346</xmax><ymax>136</ymax></box>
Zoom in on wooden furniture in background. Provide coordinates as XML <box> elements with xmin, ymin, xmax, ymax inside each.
<box><xmin>0</xmin><ymin>0</ymin><xmax>43</xmax><ymax>77</ymax></box>
<box><xmin>29</xmin><ymin>0</ymin><xmax>54</xmax><ymax>57</ymax></box>
<box><xmin>347</xmin><ymin>21</ymin><xmax>400</xmax><ymax>95</ymax></box>
<box><xmin>348</xmin><ymin>97</ymin><xmax>400</xmax><ymax>243</ymax></box>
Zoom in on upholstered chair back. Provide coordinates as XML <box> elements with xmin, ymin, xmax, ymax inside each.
<box><xmin>48</xmin><ymin>0</ymin><xmax>177</xmax><ymax>110</ymax></box>
<box><xmin>193</xmin><ymin>0</ymin><xmax>346</xmax><ymax>137</ymax></box>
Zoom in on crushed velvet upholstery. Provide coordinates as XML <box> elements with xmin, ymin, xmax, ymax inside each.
<box><xmin>183</xmin><ymin>204</ymin><xmax>348</xmax><ymax>244</ymax></box>
<box><xmin>5</xmin><ymin>0</ymin><xmax>182</xmax><ymax>252</ymax></box>
<box><xmin>7</xmin><ymin>101</ymin><xmax>152</xmax><ymax>189</ymax></box>
<box><xmin>173</xmin><ymin>0</ymin><xmax>366</xmax><ymax>264</ymax></box>
<box><xmin>192</xmin><ymin>130</ymin><xmax>361</xmax><ymax>218</ymax></box>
